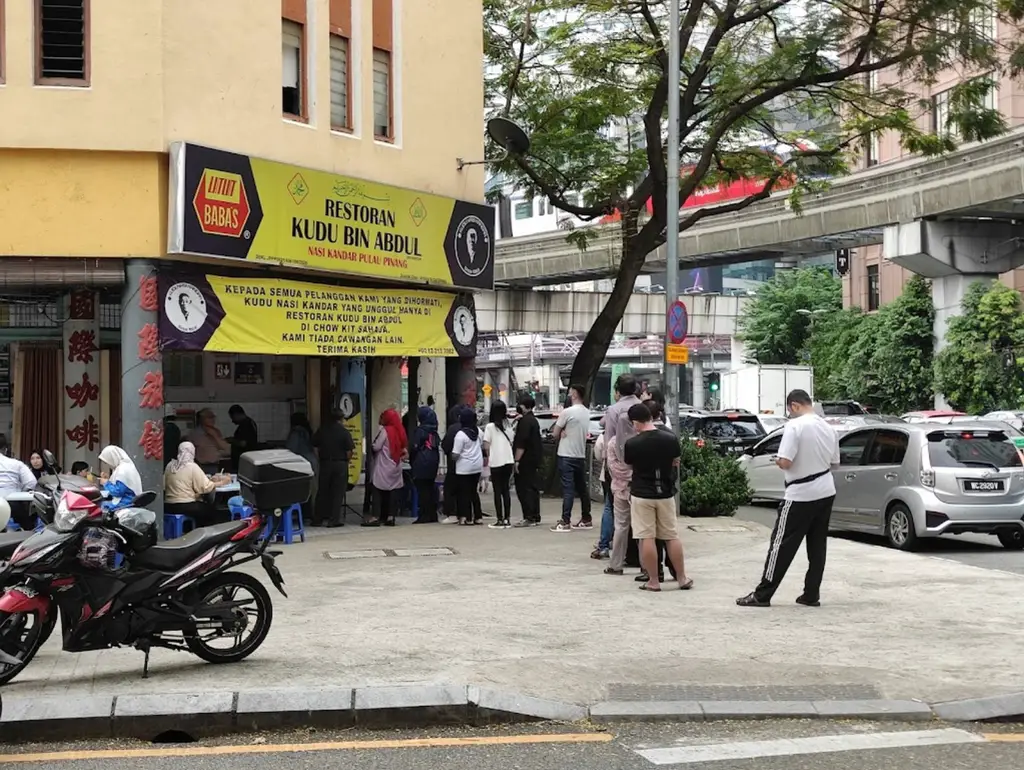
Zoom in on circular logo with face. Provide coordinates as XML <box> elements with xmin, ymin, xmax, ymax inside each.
<box><xmin>164</xmin><ymin>282</ymin><xmax>208</xmax><ymax>334</ymax></box>
<box><xmin>452</xmin><ymin>304</ymin><xmax>477</xmax><ymax>347</ymax></box>
<box><xmin>453</xmin><ymin>216</ymin><xmax>491</xmax><ymax>278</ymax></box>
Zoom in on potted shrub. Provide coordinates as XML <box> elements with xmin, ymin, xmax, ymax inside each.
<box><xmin>678</xmin><ymin>437</ymin><xmax>753</xmax><ymax>517</ymax></box>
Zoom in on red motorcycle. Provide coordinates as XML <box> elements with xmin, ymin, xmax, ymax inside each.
<box><xmin>0</xmin><ymin>486</ymin><xmax>288</xmax><ymax>685</ymax></box>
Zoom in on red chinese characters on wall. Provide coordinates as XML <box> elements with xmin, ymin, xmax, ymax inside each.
<box><xmin>138</xmin><ymin>275</ymin><xmax>159</xmax><ymax>313</ymax></box>
<box><xmin>138</xmin><ymin>371</ymin><xmax>164</xmax><ymax>410</ymax></box>
<box><xmin>65</xmin><ymin>372</ymin><xmax>100</xmax><ymax>409</ymax></box>
<box><xmin>67</xmin><ymin>329</ymin><xmax>98</xmax><ymax>364</ymax></box>
<box><xmin>68</xmin><ymin>290</ymin><xmax>96</xmax><ymax>321</ymax></box>
<box><xmin>67</xmin><ymin>415</ymin><xmax>100</xmax><ymax>451</ymax></box>
<box><xmin>139</xmin><ymin>420</ymin><xmax>163</xmax><ymax>461</ymax></box>
<box><xmin>138</xmin><ymin>323</ymin><xmax>160</xmax><ymax>362</ymax></box>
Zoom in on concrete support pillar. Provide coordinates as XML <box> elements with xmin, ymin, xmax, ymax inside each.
<box><xmin>495</xmin><ymin>367</ymin><xmax>512</xmax><ymax>407</ymax></box>
<box><xmin>122</xmin><ymin>261</ymin><xmax>163</xmax><ymax>523</ymax></box>
<box><xmin>691</xmin><ymin>358</ymin><xmax>705</xmax><ymax>410</ymax></box>
<box><xmin>62</xmin><ymin>289</ymin><xmax>101</xmax><ymax>469</ymax></box>
<box><xmin>369</xmin><ymin>357</ymin><xmax>402</xmax><ymax>428</ymax></box>
<box><xmin>730</xmin><ymin>336</ymin><xmax>747</xmax><ymax>370</ymax></box>
<box><xmin>548</xmin><ymin>364</ymin><xmax>562</xmax><ymax>407</ymax></box>
<box><xmin>416</xmin><ymin>357</ymin><xmax>446</xmax><ymax>433</ymax></box>
<box><xmin>932</xmin><ymin>274</ymin><xmax>994</xmax><ymax>356</ymax></box>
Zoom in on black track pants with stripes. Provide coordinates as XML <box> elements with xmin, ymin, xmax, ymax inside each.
<box><xmin>754</xmin><ymin>495</ymin><xmax>836</xmax><ymax>603</ymax></box>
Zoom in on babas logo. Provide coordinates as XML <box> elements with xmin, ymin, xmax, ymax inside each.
<box><xmin>192</xmin><ymin>169</ymin><xmax>251</xmax><ymax>238</ymax></box>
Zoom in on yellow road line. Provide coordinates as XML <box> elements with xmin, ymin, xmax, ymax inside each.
<box><xmin>981</xmin><ymin>733</ymin><xmax>1024</xmax><ymax>743</ymax></box>
<box><xmin>0</xmin><ymin>732</ymin><xmax>614</xmax><ymax>763</ymax></box>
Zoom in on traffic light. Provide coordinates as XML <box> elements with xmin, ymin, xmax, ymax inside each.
<box><xmin>707</xmin><ymin>372</ymin><xmax>720</xmax><ymax>393</ymax></box>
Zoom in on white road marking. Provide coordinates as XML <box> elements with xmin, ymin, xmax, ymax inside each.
<box><xmin>635</xmin><ymin>728</ymin><xmax>984</xmax><ymax>765</ymax></box>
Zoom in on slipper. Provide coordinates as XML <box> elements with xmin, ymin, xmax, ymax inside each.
<box><xmin>638</xmin><ymin>583</ymin><xmax>662</xmax><ymax>592</ymax></box>
<box><xmin>679</xmin><ymin>579</ymin><xmax>694</xmax><ymax>591</ymax></box>
<box><xmin>603</xmin><ymin>567</ymin><xmax>624</xmax><ymax>575</ymax></box>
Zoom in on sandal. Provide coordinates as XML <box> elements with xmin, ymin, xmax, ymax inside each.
<box><xmin>638</xmin><ymin>583</ymin><xmax>662</xmax><ymax>592</ymax></box>
<box><xmin>679</xmin><ymin>578</ymin><xmax>694</xmax><ymax>590</ymax></box>
<box><xmin>603</xmin><ymin>567</ymin><xmax>623</xmax><ymax>575</ymax></box>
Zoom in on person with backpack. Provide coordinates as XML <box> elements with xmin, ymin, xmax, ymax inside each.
<box><xmin>483</xmin><ymin>401</ymin><xmax>515</xmax><ymax>528</ymax></box>
<box><xmin>410</xmin><ymin>406</ymin><xmax>442</xmax><ymax>523</ymax></box>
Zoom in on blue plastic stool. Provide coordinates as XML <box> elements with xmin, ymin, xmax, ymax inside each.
<box><xmin>163</xmin><ymin>513</ymin><xmax>196</xmax><ymax>540</ymax></box>
<box><xmin>271</xmin><ymin>503</ymin><xmax>305</xmax><ymax>544</ymax></box>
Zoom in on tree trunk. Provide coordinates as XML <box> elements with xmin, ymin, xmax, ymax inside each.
<box><xmin>568</xmin><ymin>247</ymin><xmax>648</xmax><ymax>400</ymax></box>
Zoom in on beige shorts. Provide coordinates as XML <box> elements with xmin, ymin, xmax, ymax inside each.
<box><xmin>630</xmin><ymin>496</ymin><xmax>679</xmax><ymax>540</ymax></box>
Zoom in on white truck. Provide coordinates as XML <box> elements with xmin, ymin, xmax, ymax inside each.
<box><xmin>719</xmin><ymin>365</ymin><xmax>814</xmax><ymax>416</ymax></box>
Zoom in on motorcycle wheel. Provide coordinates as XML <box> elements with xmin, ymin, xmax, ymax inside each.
<box><xmin>0</xmin><ymin>609</ymin><xmax>51</xmax><ymax>686</ymax></box>
<box><xmin>185</xmin><ymin>572</ymin><xmax>273</xmax><ymax>664</ymax></box>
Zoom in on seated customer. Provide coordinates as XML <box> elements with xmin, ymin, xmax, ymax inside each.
<box><xmin>163</xmin><ymin>442</ymin><xmax>231</xmax><ymax>526</ymax></box>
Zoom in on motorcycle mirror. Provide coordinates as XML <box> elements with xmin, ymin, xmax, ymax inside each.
<box><xmin>42</xmin><ymin>449</ymin><xmax>59</xmax><ymax>470</ymax></box>
<box><xmin>134</xmin><ymin>491</ymin><xmax>157</xmax><ymax>507</ymax></box>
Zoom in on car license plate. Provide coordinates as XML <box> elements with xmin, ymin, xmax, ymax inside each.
<box><xmin>964</xmin><ymin>479</ymin><xmax>1004</xmax><ymax>492</ymax></box>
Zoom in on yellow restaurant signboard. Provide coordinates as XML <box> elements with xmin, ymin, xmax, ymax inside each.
<box><xmin>158</xmin><ymin>273</ymin><xmax>478</xmax><ymax>358</ymax></box>
<box><xmin>167</xmin><ymin>143</ymin><xmax>495</xmax><ymax>291</ymax></box>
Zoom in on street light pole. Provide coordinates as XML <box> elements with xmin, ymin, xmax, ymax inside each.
<box><xmin>663</xmin><ymin>0</ymin><xmax>681</xmax><ymax>420</ymax></box>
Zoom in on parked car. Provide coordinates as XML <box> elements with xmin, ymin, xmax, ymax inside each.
<box><xmin>824</xmin><ymin>414</ymin><xmax>906</xmax><ymax>434</ymax></box>
<box><xmin>983</xmin><ymin>411</ymin><xmax>1024</xmax><ymax>431</ymax></box>
<box><xmin>757</xmin><ymin>414</ymin><xmax>789</xmax><ymax>433</ymax></box>
<box><xmin>900</xmin><ymin>410</ymin><xmax>965</xmax><ymax>423</ymax></box>
<box><xmin>818</xmin><ymin>400</ymin><xmax>873</xmax><ymax>416</ymax></box>
<box><xmin>832</xmin><ymin>422</ymin><xmax>1024</xmax><ymax>550</ymax></box>
<box><xmin>533</xmin><ymin>411</ymin><xmax>604</xmax><ymax>441</ymax></box>
<box><xmin>678</xmin><ymin>411</ymin><xmax>767</xmax><ymax>455</ymax></box>
<box><xmin>736</xmin><ymin>427</ymin><xmax>787</xmax><ymax>501</ymax></box>
<box><xmin>948</xmin><ymin>415</ymin><xmax>1022</xmax><ymax>435</ymax></box>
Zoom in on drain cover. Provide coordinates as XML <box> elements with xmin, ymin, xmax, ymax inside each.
<box><xmin>392</xmin><ymin>547</ymin><xmax>456</xmax><ymax>557</ymax></box>
<box><xmin>687</xmin><ymin>524</ymin><xmax>750</xmax><ymax>533</ymax></box>
<box><xmin>324</xmin><ymin>549</ymin><xmax>389</xmax><ymax>560</ymax></box>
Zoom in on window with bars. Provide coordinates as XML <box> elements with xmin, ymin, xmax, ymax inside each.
<box><xmin>933</xmin><ymin>74</ymin><xmax>997</xmax><ymax>137</ymax></box>
<box><xmin>282</xmin><ymin>19</ymin><xmax>304</xmax><ymax>118</ymax></box>
<box><xmin>165</xmin><ymin>353</ymin><xmax>204</xmax><ymax>388</ymax></box>
<box><xmin>329</xmin><ymin>34</ymin><xmax>350</xmax><ymax>130</ymax></box>
<box><xmin>867</xmin><ymin>264</ymin><xmax>880</xmax><ymax>311</ymax></box>
<box><xmin>373</xmin><ymin>48</ymin><xmax>392</xmax><ymax>139</ymax></box>
<box><xmin>36</xmin><ymin>0</ymin><xmax>88</xmax><ymax>84</ymax></box>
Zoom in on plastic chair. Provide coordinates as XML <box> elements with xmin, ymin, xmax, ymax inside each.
<box><xmin>163</xmin><ymin>513</ymin><xmax>196</xmax><ymax>540</ymax></box>
<box><xmin>270</xmin><ymin>503</ymin><xmax>305</xmax><ymax>544</ymax></box>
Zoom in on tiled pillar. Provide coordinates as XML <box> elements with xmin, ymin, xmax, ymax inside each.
<box><xmin>123</xmin><ymin>261</ymin><xmax>164</xmax><ymax>524</ymax></box>
<box><xmin>62</xmin><ymin>290</ymin><xmax>101</xmax><ymax>469</ymax></box>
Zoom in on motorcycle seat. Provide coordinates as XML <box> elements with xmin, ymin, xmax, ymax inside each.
<box><xmin>130</xmin><ymin>520</ymin><xmax>250</xmax><ymax>573</ymax></box>
<box><xmin>0</xmin><ymin>530</ymin><xmax>32</xmax><ymax>561</ymax></box>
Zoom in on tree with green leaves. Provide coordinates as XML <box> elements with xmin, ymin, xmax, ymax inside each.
<box><xmin>738</xmin><ymin>267</ymin><xmax>841</xmax><ymax>365</ymax></box>
<box><xmin>934</xmin><ymin>281</ymin><xmax>1024</xmax><ymax>413</ymax></box>
<box><xmin>486</xmin><ymin>0</ymin><xmax>1012</xmax><ymax>394</ymax></box>
<box><xmin>808</xmin><ymin>308</ymin><xmax>868</xmax><ymax>400</ymax></box>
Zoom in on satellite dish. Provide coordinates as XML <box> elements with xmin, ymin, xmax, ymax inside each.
<box><xmin>487</xmin><ymin>117</ymin><xmax>531</xmax><ymax>155</ymax></box>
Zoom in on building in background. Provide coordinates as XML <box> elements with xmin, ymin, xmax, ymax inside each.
<box><xmin>0</xmin><ymin>0</ymin><xmax>488</xmax><ymax>509</ymax></box>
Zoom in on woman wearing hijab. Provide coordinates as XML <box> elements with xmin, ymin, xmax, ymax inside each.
<box><xmin>366</xmin><ymin>408</ymin><xmax>408</xmax><ymax>527</ymax></box>
<box><xmin>483</xmin><ymin>401</ymin><xmax>515</xmax><ymax>528</ymax></box>
<box><xmin>409</xmin><ymin>406</ymin><xmax>441</xmax><ymax>523</ymax></box>
<box><xmin>164</xmin><ymin>442</ymin><xmax>232</xmax><ymax>525</ymax></box>
<box><xmin>451</xmin><ymin>409</ymin><xmax>484</xmax><ymax>525</ymax></box>
<box><xmin>27</xmin><ymin>450</ymin><xmax>46</xmax><ymax>480</ymax></box>
<box><xmin>440</xmin><ymin>405</ymin><xmax>465</xmax><ymax>524</ymax></box>
<box><xmin>98</xmin><ymin>445</ymin><xmax>144</xmax><ymax>497</ymax></box>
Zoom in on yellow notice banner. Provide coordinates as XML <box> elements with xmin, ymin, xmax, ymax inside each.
<box><xmin>159</xmin><ymin>273</ymin><xmax>478</xmax><ymax>358</ymax></box>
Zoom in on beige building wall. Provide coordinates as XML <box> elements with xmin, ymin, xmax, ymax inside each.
<box><xmin>0</xmin><ymin>0</ymin><xmax>485</xmax><ymax>202</ymax></box>
<box><xmin>843</xmin><ymin>12</ymin><xmax>1024</xmax><ymax>310</ymax></box>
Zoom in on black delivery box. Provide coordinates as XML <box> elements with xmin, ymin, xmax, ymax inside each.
<box><xmin>238</xmin><ymin>449</ymin><xmax>314</xmax><ymax>510</ymax></box>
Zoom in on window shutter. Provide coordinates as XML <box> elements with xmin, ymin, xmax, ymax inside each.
<box><xmin>282</xmin><ymin>20</ymin><xmax>302</xmax><ymax>88</ymax></box>
<box><xmin>330</xmin><ymin>35</ymin><xmax>349</xmax><ymax>128</ymax></box>
<box><xmin>373</xmin><ymin>49</ymin><xmax>391</xmax><ymax>137</ymax></box>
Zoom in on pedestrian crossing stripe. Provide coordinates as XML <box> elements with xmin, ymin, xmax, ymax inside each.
<box><xmin>633</xmin><ymin>728</ymin><xmax>985</xmax><ymax>765</ymax></box>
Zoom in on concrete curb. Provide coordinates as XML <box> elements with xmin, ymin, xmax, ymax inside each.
<box><xmin>4</xmin><ymin>687</ymin><xmax>1024</xmax><ymax>743</ymax></box>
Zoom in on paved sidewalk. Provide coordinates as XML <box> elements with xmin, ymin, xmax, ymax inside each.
<box><xmin>6</xmin><ymin>501</ymin><xmax>1024</xmax><ymax>705</ymax></box>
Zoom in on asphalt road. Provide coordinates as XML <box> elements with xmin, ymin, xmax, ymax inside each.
<box><xmin>735</xmin><ymin>504</ymin><xmax>1024</xmax><ymax>576</ymax></box>
<box><xmin>2</xmin><ymin>721</ymin><xmax>1023</xmax><ymax>770</ymax></box>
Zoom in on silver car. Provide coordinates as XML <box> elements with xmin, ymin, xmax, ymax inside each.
<box><xmin>832</xmin><ymin>422</ymin><xmax>1024</xmax><ymax>550</ymax></box>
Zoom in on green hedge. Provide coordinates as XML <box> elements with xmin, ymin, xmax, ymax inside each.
<box><xmin>678</xmin><ymin>437</ymin><xmax>753</xmax><ymax>517</ymax></box>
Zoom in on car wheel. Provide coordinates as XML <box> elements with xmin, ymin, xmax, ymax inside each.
<box><xmin>997</xmin><ymin>529</ymin><xmax>1024</xmax><ymax>551</ymax></box>
<box><xmin>885</xmin><ymin>503</ymin><xmax>919</xmax><ymax>551</ymax></box>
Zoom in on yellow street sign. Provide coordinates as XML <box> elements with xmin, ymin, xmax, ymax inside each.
<box><xmin>666</xmin><ymin>344</ymin><xmax>690</xmax><ymax>364</ymax></box>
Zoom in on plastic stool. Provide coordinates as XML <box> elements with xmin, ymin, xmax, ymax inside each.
<box><xmin>271</xmin><ymin>503</ymin><xmax>305</xmax><ymax>544</ymax></box>
<box><xmin>228</xmin><ymin>496</ymin><xmax>253</xmax><ymax>519</ymax></box>
<box><xmin>163</xmin><ymin>513</ymin><xmax>196</xmax><ymax>540</ymax></box>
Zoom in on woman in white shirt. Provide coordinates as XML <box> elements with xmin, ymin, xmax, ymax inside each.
<box><xmin>451</xmin><ymin>409</ymin><xmax>484</xmax><ymax>525</ymax></box>
<box><xmin>483</xmin><ymin>401</ymin><xmax>516</xmax><ymax>528</ymax></box>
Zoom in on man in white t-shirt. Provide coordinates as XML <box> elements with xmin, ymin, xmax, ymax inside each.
<box><xmin>551</xmin><ymin>383</ymin><xmax>593</xmax><ymax>532</ymax></box>
<box><xmin>737</xmin><ymin>389</ymin><xmax>839</xmax><ymax>608</ymax></box>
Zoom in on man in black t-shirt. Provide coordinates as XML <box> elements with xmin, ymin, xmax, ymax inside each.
<box><xmin>314</xmin><ymin>409</ymin><xmax>356</xmax><ymax>527</ymax></box>
<box><xmin>512</xmin><ymin>396</ymin><xmax>543</xmax><ymax>526</ymax></box>
<box><xmin>623</xmin><ymin>403</ymin><xmax>692</xmax><ymax>592</ymax></box>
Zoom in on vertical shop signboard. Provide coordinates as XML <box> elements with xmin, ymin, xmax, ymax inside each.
<box><xmin>135</xmin><ymin>272</ymin><xmax>165</xmax><ymax>469</ymax></box>
<box><xmin>63</xmin><ymin>290</ymin><xmax>101</xmax><ymax>467</ymax></box>
<box><xmin>338</xmin><ymin>358</ymin><xmax>366</xmax><ymax>487</ymax></box>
